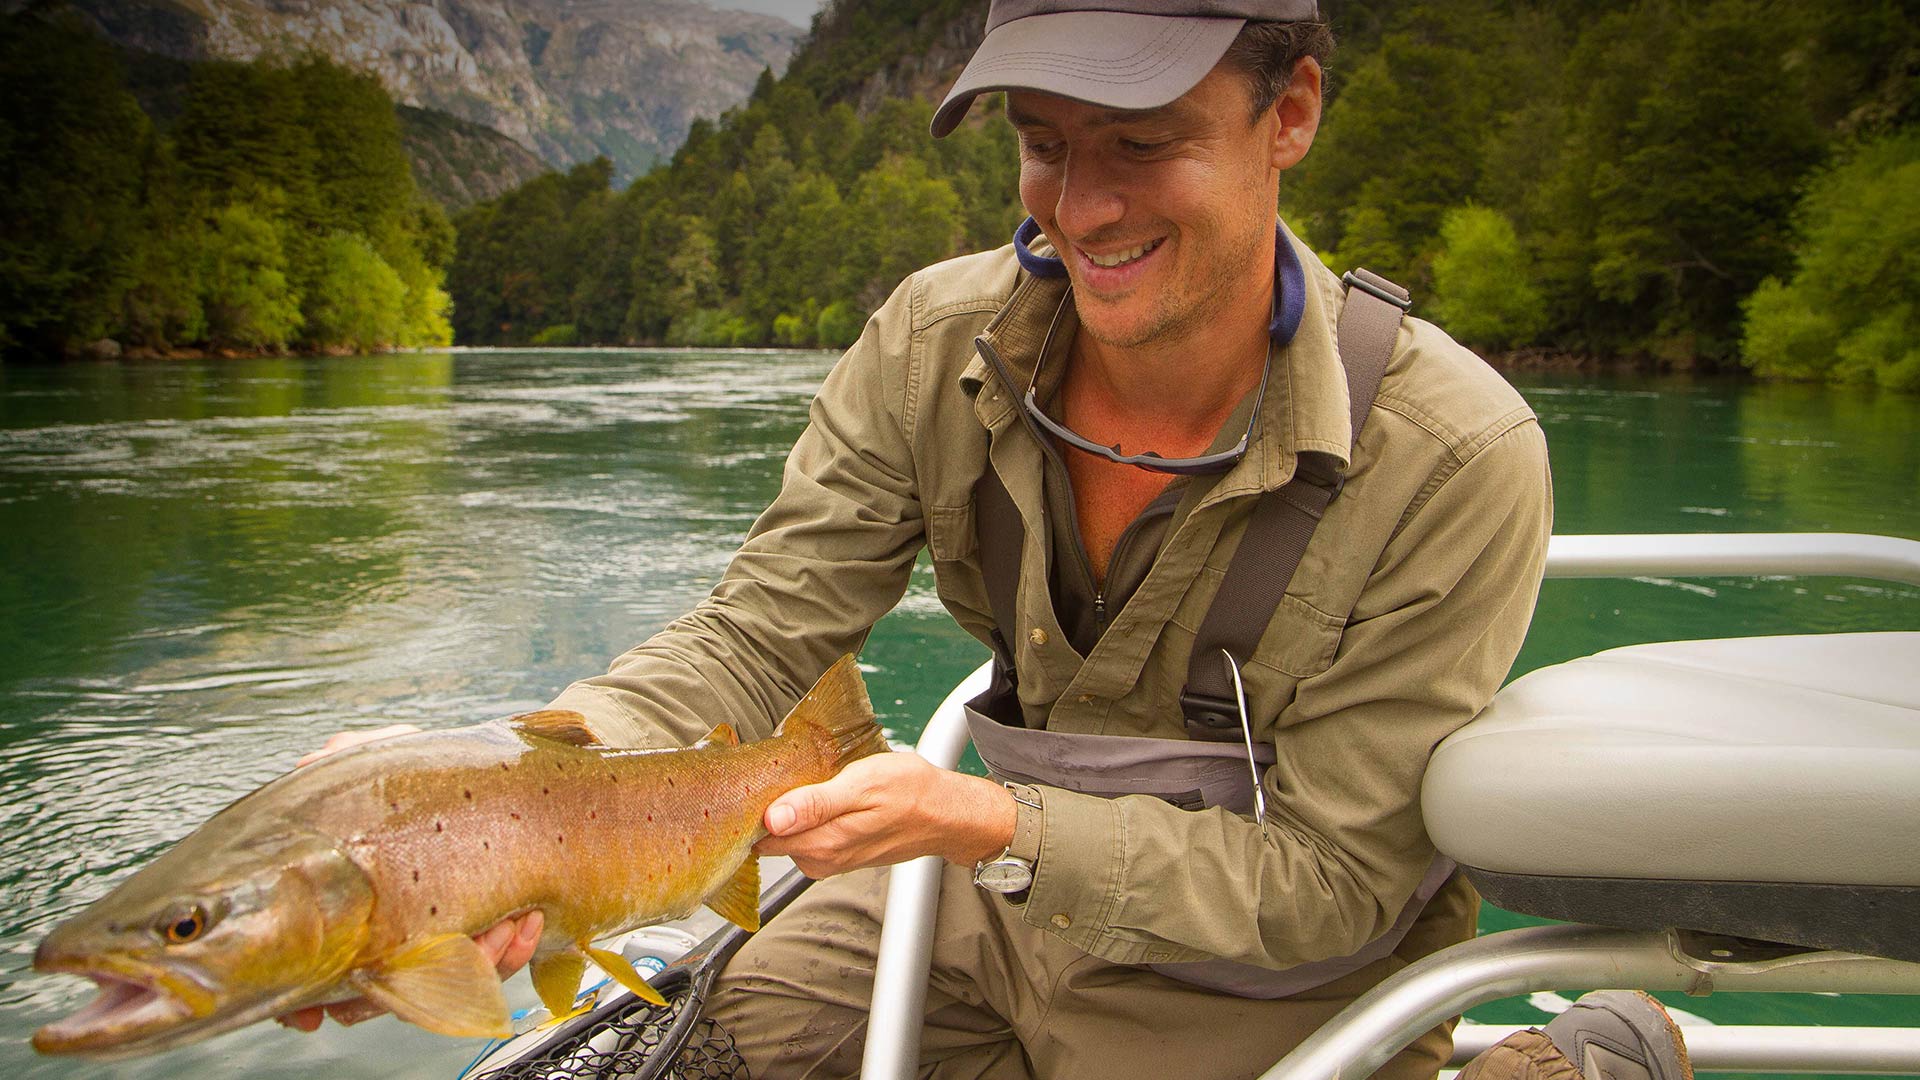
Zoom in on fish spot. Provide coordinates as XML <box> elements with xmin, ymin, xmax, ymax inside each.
<box><xmin>510</xmin><ymin>812</ymin><xmax>521</xmax><ymax>821</ymax></box>
<box><xmin>482</xmin><ymin>840</ymin><xmax>490</xmax><ymax>851</ymax></box>
<box><xmin>430</xmin><ymin>905</ymin><xmax>438</xmax><ymax>916</ymax></box>
<box><xmin>542</xmin><ymin>787</ymin><xmax>549</xmax><ymax>795</ymax></box>
<box><xmin>412</xmin><ymin>870</ymin><xmax>419</xmax><ymax>883</ymax></box>
<box><xmin>646</xmin><ymin>813</ymin><xmax>653</xmax><ymax>823</ymax></box>
<box><xmin>464</xmin><ymin>789</ymin><xmax>472</xmax><ymax>800</ymax></box>
<box><xmin>389</xmin><ymin>801</ymin><xmax>399</xmax><ymax>812</ymax></box>
<box><xmin>557</xmin><ymin>834</ymin><xmax>565</xmax><ymax>845</ymax></box>
<box><xmin>666</xmin><ymin>777</ymin><xmax>674</xmax><ymax>788</ymax></box>
<box><xmin>589</xmin><ymin>810</ymin><xmax>598</xmax><ymax>820</ymax></box>
<box><xmin>702</xmin><ymin>809</ymin><xmax>710</xmax><ymax>820</ymax></box>
<box><xmin>500</xmin><ymin>763</ymin><xmax>510</xmax><ymax>772</ymax></box>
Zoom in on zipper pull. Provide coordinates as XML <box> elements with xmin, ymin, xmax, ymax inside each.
<box><xmin>1094</xmin><ymin>593</ymin><xmax>1108</xmax><ymax>627</ymax></box>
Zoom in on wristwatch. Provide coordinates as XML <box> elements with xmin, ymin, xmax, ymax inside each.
<box><xmin>973</xmin><ymin>783</ymin><xmax>1044</xmax><ymax>897</ymax></box>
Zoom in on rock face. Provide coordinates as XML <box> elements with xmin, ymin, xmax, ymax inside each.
<box><xmin>65</xmin><ymin>0</ymin><xmax>801</xmax><ymax>184</ymax></box>
<box><xmin>398</xmin><ymin>104</ymin><xmax>550</xmax><ymax>211</ymax></box>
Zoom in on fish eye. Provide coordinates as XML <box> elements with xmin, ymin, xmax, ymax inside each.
<box><xmin>156</xmin><ymin>903</ymin><xmax>211</xmax><ymax>945</ymax></box>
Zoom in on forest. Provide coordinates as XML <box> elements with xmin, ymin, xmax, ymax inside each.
<box><xmin>445</xmin><ymin>0</ymin><xmax>1918</xmax><ymax>387</ymax></box>
<box><xmin>0</xmin><ymin>12</ymin><xmax>453</xmax><ymax>358</ymax></box>
<box><xmin>2</xmin><ymin>1</ymin><xmax>1915</xmax><ymax>387</ymax></box>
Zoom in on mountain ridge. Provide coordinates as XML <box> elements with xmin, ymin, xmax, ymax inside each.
<box><xmin>55</xmin><ymin>0</ymin><xmax>802</xmax><ymax>184</ymax></box>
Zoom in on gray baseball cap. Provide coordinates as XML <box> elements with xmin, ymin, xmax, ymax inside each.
<box><xmin>931</xmin><ymin>0</ymin><xmax>1321</xmax><ymax>137</ymax></box>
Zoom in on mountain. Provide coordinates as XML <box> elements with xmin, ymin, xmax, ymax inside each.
<box><xmin>397</xmin><ymin>104</ymin><xmax>549</xmax><ymax>210</ymax></box>
<box><xmin>58</xmin><ymin>0</ymin><xmax>803</xmax><ymax>184</ymax></box>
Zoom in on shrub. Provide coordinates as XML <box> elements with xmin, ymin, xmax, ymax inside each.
<box><xmin>530</xmin><ymin>323</ymin><xmax>578</xmax><ymax>346</ymax></box>
<box><xmin>1741</xmin><ymin>129</ymin><xmax>1920</xmax><ymax>391</ymax></box>
<box><xmin>815</xmin><ymin>300</ymin><xmax>866</xmax><ymax>350</ymax></box>
<box><xmin>1427</xmin><ymin>205</ymin><xmax>1548</xmax><ymax>350</ymax></box>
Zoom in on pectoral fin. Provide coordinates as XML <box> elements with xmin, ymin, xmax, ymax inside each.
<box><xmin>582</xmin><ymin>943</ymin><xmax>667</xmax><ymax>1006</ymax></box>
<box><xmin>702</xmin><ymin>722</ymin><xmax>740</xmax><ymax>747</ymax></box>
<box><xmin>704</xmin><ymin>857</ymin><xmax>761</xmax><ymax>932</ymax></box>
<box><xmin>509</xmin><ymin>709</ymin><xmax>601</xmax><ymax>747</ymax></box>
<box><xmin>530</xmin><ymin>948</ymin><xmax>588</xmax><ymax>1020</ymax></box>
<box><xmin>352</xmin><ymin>933</ymin><xmax>511</xmax><ymax>1038</ymax></box>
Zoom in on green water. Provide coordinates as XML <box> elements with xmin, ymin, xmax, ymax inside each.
<box><xmin>0</xmin><ymin>352</ymin><xmax>1913</xmax><ymax>1078</ymax></box>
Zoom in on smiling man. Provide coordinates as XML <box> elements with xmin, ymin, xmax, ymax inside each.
<box><xmin>294</xmin><ymin>3</ymin><xmax>1688</xmax><ymax>1078</ymax></box>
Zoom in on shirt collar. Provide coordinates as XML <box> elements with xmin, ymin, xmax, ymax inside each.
<box><xmin>964</xmin><ymin>219</ymin><xmax>1354</xmax><ymax>498</ymax></box>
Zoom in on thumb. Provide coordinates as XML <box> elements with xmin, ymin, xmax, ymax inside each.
<box><xmin>765</xmin><ymin>779</ymin><xmax>847</xmax><ymax>836</ymax></box>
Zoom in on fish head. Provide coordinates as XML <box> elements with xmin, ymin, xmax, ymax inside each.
<box><xmin>33</xmin><ymin>826</ymin><xmax>376</xmax><ymax>1058</ymax></box>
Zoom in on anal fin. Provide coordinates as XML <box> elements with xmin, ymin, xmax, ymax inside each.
<box><xmin>352</xmin><ymin>933</ymin><xmax>511</xmax><ymax>1038</ymax></box>
<box><xmin>529</xmin><ymin>948</ymin><xmax>587</xmax><ymax>1020</ymax></box>
<box><xmin>704</xmin><ymin>857</ymin><xmax>760</xmax><ymax>932</ymax></box>
<box><xmin>582</xmin><ymin>943</ymin><xmax>667</xmax><ymax>1006</ymax></box>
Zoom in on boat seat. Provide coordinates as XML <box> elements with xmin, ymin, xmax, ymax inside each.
<box><xmin>1422</xmin><ymin>632</ymin><xmax>1920</xmax><ymax>962</ymax></box>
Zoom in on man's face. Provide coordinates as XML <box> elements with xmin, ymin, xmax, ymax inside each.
<box><xmin>1008</xmin><ymin>62</ymin><xmax>1308</xmax><ymax>352</ymax></box>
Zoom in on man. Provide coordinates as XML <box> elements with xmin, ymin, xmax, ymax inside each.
<box><xmin>292</xmin><ymin>3</ymin><xmax>1691</xmax><ymax>1078</ymax></box>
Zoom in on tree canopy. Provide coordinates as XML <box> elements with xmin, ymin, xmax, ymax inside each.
<box><xmin>0</xmin><ymin>13</ymin><xmax>452</xmax><ymax>358</ymax></box>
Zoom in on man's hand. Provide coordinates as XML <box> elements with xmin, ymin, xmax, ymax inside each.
<box><xmin>296</xmin><ymin>724</ymin><xmax>422</xmax><ymax>768</ymax></box>
<box><xmin>753</xmin><ymin>751</ymin><xmax>1016</xmax><ymax>878</ymax></box>
<box><xmin>276</xmin><ymin>912</ymin><xmax>544</xmax><ymax>1032</ymax></box>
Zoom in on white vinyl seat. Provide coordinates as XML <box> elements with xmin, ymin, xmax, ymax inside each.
<box><xmin>1422</xmin><ymin>632</ymin><xmax>1920</xmax><ymax>961</ymax></box>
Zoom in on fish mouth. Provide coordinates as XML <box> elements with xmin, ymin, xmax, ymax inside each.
<box><xmin>31</xmin><ymin>962</ymin><xmax>197</xmax><ymax>1058</ymax></box>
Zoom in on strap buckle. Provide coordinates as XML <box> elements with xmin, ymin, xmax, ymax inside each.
<box><xmin>1178</xmin><ymin>689</ymin><xmax>1242</xmax><ymax>738</ymax></box>
<box><xmin>1342</xmin><ymin>269</ymin><xmax>1414</xmax><ymax>312</ymax></box>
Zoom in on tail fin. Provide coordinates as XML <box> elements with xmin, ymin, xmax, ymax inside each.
<box><xmin>773</xmin><ymin>654</ymin><xmax>889</xmax><ymax>770</ymax></box>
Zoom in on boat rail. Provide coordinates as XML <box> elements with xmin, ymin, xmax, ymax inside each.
<box><xmin>863</xmin><ymin>532</ymin><xmax>1920</xmax><ymax>1080</ymax></box>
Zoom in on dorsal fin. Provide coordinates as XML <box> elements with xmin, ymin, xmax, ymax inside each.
<box><xmin>703</xmin><ymin>722</ymin><xmax>740</xmax><ymax>747</ymax></box>
<box><xmin>509</xmin><ymin>709</ymin><xmax>601</xmax><ymax>747</ymax></box>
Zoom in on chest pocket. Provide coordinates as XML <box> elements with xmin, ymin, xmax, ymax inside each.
<box><xmin>1155</xmin><ymin>562</ymin><xmax>1346</xmax><ymax>739</ymax></box>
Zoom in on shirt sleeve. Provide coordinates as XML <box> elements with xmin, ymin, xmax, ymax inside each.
<box><xmin>1017</xmin><ymin>419</ymin><xmax>1553</xmax><ymax>968</ymax></box>
<box><xmin>543</xmin><ymin>280</ymin><xmax>926</xmax><ymax>749</ymax></box>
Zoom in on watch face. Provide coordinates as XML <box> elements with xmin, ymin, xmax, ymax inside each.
<box><xmin>975</xmin><ymin>860</ymin><xmax>1033</xmax><ymax>892</ymax></box>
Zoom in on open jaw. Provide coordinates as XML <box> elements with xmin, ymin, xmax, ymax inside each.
<box><xmin>32</xmin><ymin>969</ymin><xmax>196</xmax><ymax>1057</ymax></box>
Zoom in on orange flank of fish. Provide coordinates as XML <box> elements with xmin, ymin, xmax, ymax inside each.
<box><xmin>31</xmin><ymin>655</ymin><xmax>887</xmax><ymax>1059</ymax></box>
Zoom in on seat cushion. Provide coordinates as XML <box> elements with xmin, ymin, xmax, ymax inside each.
<box><xmin>1422</xmin><ymin>632</ymin><xmax>1920</xmax><ymax>888</ymax></box>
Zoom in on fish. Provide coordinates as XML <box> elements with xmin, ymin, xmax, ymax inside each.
<box><xmin>32</xmin><ymin>654</ymin><xmax>887</xmax><ymax>1059</ymax></box>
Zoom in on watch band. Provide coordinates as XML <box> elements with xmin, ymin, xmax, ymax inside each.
<box><xmin>973</xmin><ymin>782</ymin><xmax>1044</xmax><ymax>900</ymax></box>
<box><xmin>1004</xmin><ymin>782</ymin><xmax>1044</xmax><ymax>864</ymax></box>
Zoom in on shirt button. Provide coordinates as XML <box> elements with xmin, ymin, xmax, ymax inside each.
<box><xmin>1050</xmin><ymin>913</ymin><xmax>1072</xmax><ymax>930</ymax></box>
<box><xmin>1029</xmin><ymin>627</ymin><xmax>1048</xmax><ymax>646</ymax></box>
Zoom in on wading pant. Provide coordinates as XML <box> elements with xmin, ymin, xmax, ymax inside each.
<box><xmin>707</xmin><ymin>861</ymin><xmax>1492</xmax><ymax>1080</ymax></box>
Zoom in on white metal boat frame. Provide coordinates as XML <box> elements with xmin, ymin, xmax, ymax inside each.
<box><xmin>862</xmin><ymin>532</ymin><xmax>1920</xmax><ymax>1080</ymax></box>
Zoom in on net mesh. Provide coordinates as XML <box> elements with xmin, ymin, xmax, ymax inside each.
<box><xmin>475</xmin><ymin>985</ymin><xmax>746</xmax><ymax>1080</ymax></box>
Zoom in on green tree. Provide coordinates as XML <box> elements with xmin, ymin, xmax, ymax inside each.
<box><xmin>0</xmin><ymin>13</ymin><xmax>149</xmax><ymax>355</ymax></box>
<box><xmin>842</xmin><ymin>154</ymin><xmax>963</xmax><ymax>309</ymax></box>
<box><xmin>303</xmin><ymin>231</ymin><xmax>408</xmax><ymax>351</ymax></box>
<box><xmin>1742</xmin><ymin>128</ymin><xmax>1920</xmax><ymax>390</ymax></box>
<box><xmin>1428</xmin><ymin>206</ymin><xmax>1548</xmax><ymax>350</ymax></box>
<box><xmin>197</xmin><ymin>202</ymin><xmax>302</xmax><ymax>350</ymax></box>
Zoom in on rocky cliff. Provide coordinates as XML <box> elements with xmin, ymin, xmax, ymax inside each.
<box><xmin>61</xmin><ymin>0</ymin><xmax>801</xmax><ymax>184</ymax></box>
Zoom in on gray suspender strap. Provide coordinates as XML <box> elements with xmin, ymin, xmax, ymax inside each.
<box><xmin>972</xmin><ymin>269</ymin><xmax>1411</xmax><ymax>735</ymax></box>
<box><xmin>1179</xmin><ymin>268</ymin><xmax>1410</xmax><ymax>739</ymax></box>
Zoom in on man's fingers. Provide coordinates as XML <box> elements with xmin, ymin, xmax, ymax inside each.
<box><xmin>276</xmin><ymin>1006</ymin><xmax>324</xmax><ymax>1032</ymax></box>
<box><xmin>765</xmin><ymin>776</ymin><xmax>857</xmax><ymax>836</ymax></box>
<box><xmin>324</xmin><ymin>998</ymin><xmax>389</xmax><ymax>1027</ymax></box>
<box><xmin>496</xmin><ymin>911</ymin><xmax>543</xmax><ymax>977</ymax></box>
<box><xmin>296</xmin><ymin>724</ymin><xmax>422</xmax><ymax>768</ymax></box>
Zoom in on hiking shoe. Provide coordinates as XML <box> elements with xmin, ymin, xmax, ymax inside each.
<box><xmin>1542</xmin><ymin>990</ymin><xmax>1694</xmax><ymax>1080</ymax></box>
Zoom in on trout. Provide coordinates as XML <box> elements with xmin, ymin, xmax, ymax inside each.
<box><xmin>33</xmin><ymin>655</ymin><xmax>887</xmax><ymax>1059</ymax></box>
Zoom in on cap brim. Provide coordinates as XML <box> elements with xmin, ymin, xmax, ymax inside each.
<box><xmin>932</xmin><ymin>12</ymin><xmax>1245</xmax><ymax>137</ymax></box>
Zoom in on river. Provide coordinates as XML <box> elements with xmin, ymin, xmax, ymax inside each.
<box><xmin>0</xmin><ymin>350</ymin><xmax>1914</xmax><ymax>1078</ymax></box>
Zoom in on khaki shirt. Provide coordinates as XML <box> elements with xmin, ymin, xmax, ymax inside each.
<box><xmin>550</xmin><ymin>228</ymin><xmax>1553</xmax><ymax>971</ymax></box>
